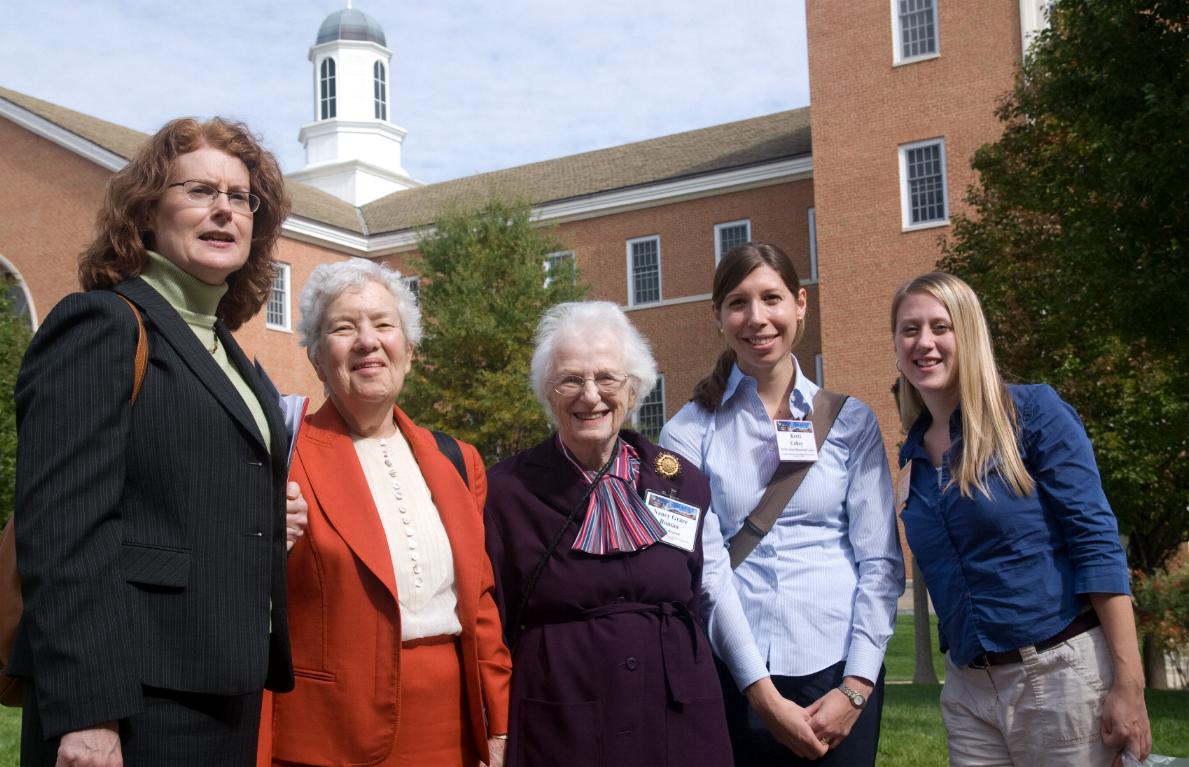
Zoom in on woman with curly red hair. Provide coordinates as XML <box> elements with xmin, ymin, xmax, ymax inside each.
<box><xmin>14</xmin><ymin>117</ymin><xmax>301</xmax><ymax>766</ymax></box>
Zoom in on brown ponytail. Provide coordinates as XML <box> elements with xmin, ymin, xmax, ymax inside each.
<box><xmin>691</xmin><ymin>348</ymin><xmax>737</xmax><ymax>411</ymax></box>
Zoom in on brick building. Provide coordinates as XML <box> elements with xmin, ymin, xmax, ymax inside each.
<box><xmin>0</xmin><ymin>2</ymin><xmax>1048</xmax><ymax>447</ymax></box>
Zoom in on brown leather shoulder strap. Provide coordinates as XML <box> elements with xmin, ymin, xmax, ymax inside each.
<box><xmin>116</xmin><ymin>295</ymin><xmax>148</xmax><ymax>404</ymax></box>
<box><xmin>727</xmin><ymin>389</ymin><xmax>848</xmax><ymax>570</ymax></box>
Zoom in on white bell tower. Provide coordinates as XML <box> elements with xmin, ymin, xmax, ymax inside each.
<box><xmin>289</xmin><ymin>5</ymin><xmax>420</xmax><ymax>205</ymax></box>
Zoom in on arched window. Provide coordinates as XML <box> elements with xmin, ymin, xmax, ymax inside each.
<box><xmin>0</xmin><ymin>258</ymin><xmax>36</xmax><ymax>330</ymax></box>
<box><xmin>373</xmin><ymin>61</ymin><xmax>388</xmax><ymax>120</ymax></box>
<box><xmin>320</xmin><ymin>58</ymin><xmax>337</xmax><ymax>119</ymax></box>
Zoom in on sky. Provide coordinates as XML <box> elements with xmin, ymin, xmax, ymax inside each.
<box><xmin>0</xmin><ymin>0</ymin><xmax>809</xmax><ymax>184</ymax></box>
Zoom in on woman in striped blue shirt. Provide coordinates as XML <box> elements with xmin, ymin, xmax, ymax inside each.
<box><xmin>661</xmin><ymin>242</ymin><xmax>904</xmax><ymax>766</ymax></box>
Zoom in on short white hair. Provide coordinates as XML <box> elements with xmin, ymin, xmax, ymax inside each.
<box><xmin>530</xmin><ymin>301</ymin><xmax>658</xmax><ymax>423</ymax></box>
<box><xmin>297</xmin><ymin>259</ymin><xmax>421</xmax><ymax>362</ymax></box>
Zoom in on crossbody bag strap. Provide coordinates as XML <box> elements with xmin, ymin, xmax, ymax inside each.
<box><xmin>727</xmin><ymin>389</ymin><xmax>848</xmax><ymax>570</ymax></box>
<box><xmin>115</xmin><ymin>295</ymin><xmax>148</xmax><ymax>403</ymax></box>
<box><xmin>507</xmin><ymin>441</ymin><xmax>617</xmax><ymax>647</ymax></box>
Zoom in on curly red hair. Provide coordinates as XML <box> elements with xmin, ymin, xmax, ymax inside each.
<box><xmin>79</xmin><ymin>117</ymin><xmax>291</xmax><ymax>329</ymax></box>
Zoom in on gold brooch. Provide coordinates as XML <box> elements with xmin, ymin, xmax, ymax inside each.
<box><xmin>654</xmin><ymin>452</ymin><xmax>682</xmax><ymax>480</ymax></box>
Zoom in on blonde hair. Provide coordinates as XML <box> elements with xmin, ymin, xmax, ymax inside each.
<box><xmin>890</xmin><ymin>272</ymin><xmax>1034</xmax><ymax>499</ymax></box>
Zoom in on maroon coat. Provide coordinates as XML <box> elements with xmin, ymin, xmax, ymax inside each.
<box><xmin>485</xmin><ymin>430</ymin><xmax>732</xmax><ymax>767</ymax></box>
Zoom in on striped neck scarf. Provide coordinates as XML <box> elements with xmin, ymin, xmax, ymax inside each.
<box><xmin>561</xmin><ymin>436</ymin><xmax>666</xmax><ymax>555</ymax></box>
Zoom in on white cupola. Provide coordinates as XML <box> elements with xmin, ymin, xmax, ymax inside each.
<box><xmin>289</xmin><ymin>4</ymin><xmax>420</xmax><ymax>205</ymax></box>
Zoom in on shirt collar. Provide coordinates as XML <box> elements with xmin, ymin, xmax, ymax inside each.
<box><xmin>722</xmin><ymin>355</ymin><xmax>818</xmax><ymax>418</ymax></box>
<box><xmin>897</xmin><ymin>405</ymin><xmax>964</xmax><ymax>467</ymax></box>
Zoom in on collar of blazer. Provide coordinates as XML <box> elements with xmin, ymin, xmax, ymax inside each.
<box><xmin>114</xmin><ymin>278</ymin><xmax>284</xmax><ymax>463</ymax></box>
<box><xmin>297</xmin><ymin>400</ymin><xmax>484</xmax><ymax>622</ymax></box>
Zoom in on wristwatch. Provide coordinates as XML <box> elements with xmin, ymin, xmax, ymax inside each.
<box><xmin>837</xmin><ymin>683</ymin><xmax>867</xmax><ymax>710</ymax></box>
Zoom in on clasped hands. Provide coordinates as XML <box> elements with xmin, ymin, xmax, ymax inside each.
<box><xmin>745</xmin><ymin>674</ymin><xmax>872</xmax><ymax>759</ymax></box>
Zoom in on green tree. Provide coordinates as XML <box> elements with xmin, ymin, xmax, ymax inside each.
<box><xmin>941</xmin><ymin>0</ymin><xmax>1189</xmax><ymax>576</ymax></box>
<box><xmin>0</xmin><ymin>286</ymin><xmax>33</xmax><ymax>528</ymax></box>
<box><xmin>401</xmin><ymin>199</ymin><xmax>588</xmax><ymax>465</ymax></box>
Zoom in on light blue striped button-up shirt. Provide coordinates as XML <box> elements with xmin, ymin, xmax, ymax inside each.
<box><xmin>661</xmin><ymin>358</ymin><xmax>904</xmax><ymax>690</ymax></box>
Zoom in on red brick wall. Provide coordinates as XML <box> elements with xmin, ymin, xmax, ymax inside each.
<box><xmin>806</xmin><ymin>0</ymin><xmax>1022</xmax><ymax>452</ymax></box>
<box><xmin>0</xmin><ymin>118</ymin><xmax>111</xmax><ymax>323</ymax></box>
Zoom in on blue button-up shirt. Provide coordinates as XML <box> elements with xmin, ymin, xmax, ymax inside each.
<box><xmin>661</xmin><ymin>358</ymin><xmax>904</xmax><ymax>689</ymax></box>
<box><xmin>898</xmin><ymin>383</ymin><xmax>1130</xmax><ymax>666</ymax></box>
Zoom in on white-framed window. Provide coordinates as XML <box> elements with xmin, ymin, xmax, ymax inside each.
<box><xmin>401</xmin><ymin>275</ymin><xmax>420</xmax><ymax>304</ymax></box>
<box><xmin>892</xmin><ymin>0</ymin><xmax>939</xmax><ymax>64</ymax></box>
<box><xmin>807</xmin><ymin>207</ymin><xmax>819</xmax><ymax>283</ymax></box>
<box><xmin>1019</xmin><ymin>0</ymin><xmax>1052</xmax><ymax>54</ymax></box>
<box><xmin>714</xmin><ymin>219</ymin><xmax>751</xmax><ymax>263</ymax></box>
<box><xmin>626</xmin><ymin>236</ymin><xmax>661</xmax><ymax>305</ymax></box>
<box><xmin>814</xmin><ymin>353</ymin><xmax>824</xmax><ymax>387</ymax></box>
<box><xmin>266</xmin><ymin>262</ymin><xmax>291</xmax><ymax>331</ymax></box>
<box><xmin>899</xmin><ymin>138</ymin><xmax>949</xmax><ymax>228</ymax></box>
<box><xmin>635</xmin><ymin>375</ymin><xmax>666</xmax><ymax>439</ymax></box>
<box><xmin>544</xmin><ymin>250</ymin><xmax>576</xmax><ymax>288</ymax></box>
<box><xmin>373</xmin><ymin>61</ymin><xmax>388</xmax><ymax>120</ymax></box>
<box><xmin>319</xmin><ymin>58</ymin><xmax>337</xmax><ymax>119</ymax></box>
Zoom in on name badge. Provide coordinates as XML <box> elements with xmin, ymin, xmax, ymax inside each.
<box><xmin>775</xmin><ymin>420</ymin><xmax>819</xmax><ymax>462</ymax></box>
<box><xmin>644</xmin><ymin>491</ymin><xmax>702</xmax><ymax>552</ymax></box>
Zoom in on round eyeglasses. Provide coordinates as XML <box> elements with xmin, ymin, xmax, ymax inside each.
<box><xmin>551</xmin><ymin>372</ymin><xmax>630</xmax><ymax>397</ymax></box>
<box><xmin>168</xmin><ymin>180</ymin><xmax>261</xmax><ymax>214</ymax></box>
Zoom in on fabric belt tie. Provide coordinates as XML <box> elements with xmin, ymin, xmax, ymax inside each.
<box><xmin>968</xmin><ymin>610</ymin><xmax>1101</xmax><ymax>669</ymax></box>
<box><xmin>531</xmin><ymin>600</ymin><xmax>702</xmax><ymax>704</ymax></box>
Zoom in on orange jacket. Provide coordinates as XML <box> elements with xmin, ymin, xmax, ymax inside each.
<box><xmin>258</xmin><ymin>402</ymin><xmax>512</xmax><ymax>766</ymax></box>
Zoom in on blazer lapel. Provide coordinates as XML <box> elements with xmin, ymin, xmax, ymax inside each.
<box><xmin>222</xmin><ymin>336</ymin><xmax>289</xmax><ymax>476</ymax></box>
<box><xmin>115</xmin><ymin>279</ymin><xmax>267</xmax><ymax>454</ymax></box>
<box><xmin>297</xmin><ymin>402</ymin><xmax>398</xmax><ymax>601</ymax></box>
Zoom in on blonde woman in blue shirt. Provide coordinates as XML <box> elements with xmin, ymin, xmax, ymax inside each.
<box><xmin>892</xmin><ymin>272</ymin><xmax>1150</xmax><ymax>766</ymax></box>
<box><xmin>661</xmin><ymin>242</ymin><xmax>904</xmax><ymax>766</ymax></box>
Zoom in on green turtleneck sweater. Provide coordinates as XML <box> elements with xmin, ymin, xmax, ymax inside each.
<box><xmin>140</xmin><ymin>251</ymin><xmax>272</xmax><ymax>453</ymax></box>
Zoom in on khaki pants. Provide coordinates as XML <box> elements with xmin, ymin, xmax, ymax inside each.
<box><xmin>940</xmin><ymin>626</ymin><xmax>1116</xmax><ymax>766</ymax></box>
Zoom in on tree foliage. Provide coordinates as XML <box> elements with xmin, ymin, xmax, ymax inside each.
<box><xmin>0</xmin><ymin>287</ymin><xmax>33</xmax><ymax>528</ymax></box>
<box><xmin>941</xmin><ymin>0</ymin><xmax>1189</xmax><ymax>572</ymax></box>
<box><xmin>400</xmin><ymin>199</ymin><xmax>588</xmax><ymax>465</ymax></box>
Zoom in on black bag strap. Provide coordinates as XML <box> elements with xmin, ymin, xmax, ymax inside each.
<box><xmin>507</xmin><ymin>440</ymin><xmax>618</xmax><ymax>646</ymax></box>
<box><xmin>431</xmin><ymin>430</ymin><xmax>469</xmax><ymax>489</ymax></box>
<box><xmin>727</xmin><ymin>389</ymin><xmax>848</xmax><ymax>570</ymax></box>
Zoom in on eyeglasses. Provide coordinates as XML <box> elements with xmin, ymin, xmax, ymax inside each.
<box><xmin>551</xmin><ymin>372</ymin><xmax>630</xmax><ymax>397</ymax></box>
<box><xmin>168</xmin><ymin>180</ymin><xmax>261</xmax><ymax>214</ymax></box>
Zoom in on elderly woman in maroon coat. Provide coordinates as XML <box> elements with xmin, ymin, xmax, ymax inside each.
<box><xmin>484</xmin><ymin>301</ymin><xmax>734</xmax><ymax>767</ymax></box>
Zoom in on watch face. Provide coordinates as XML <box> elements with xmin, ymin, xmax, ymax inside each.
<box><xmin>853</xmin><ymin>692</ymin><xmax>866</xmax><ymax>708</ymax></box>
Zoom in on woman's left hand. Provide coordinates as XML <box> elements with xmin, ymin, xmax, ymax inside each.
<box><xmin>484</xmin><ymin>737</ymin><xmax>507</xmax><ymax>767</ymax></box>
<box><xmin>805</xmin><ymin>676</ymin><xmax>870</xmax><ymax>750</ymax></box>
<box><xmin>285</xmin><ymin>481</ymin><xmax>309</xmax><ymax>551</ymax></box>
<box><xmin>1102</xmin><ymin>679</ymin><xmax>1151</xmax><ymax>767</ymax></box>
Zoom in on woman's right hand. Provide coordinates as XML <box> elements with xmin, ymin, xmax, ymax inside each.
<box><xmin>743</xmin><ymin>677</ymin><xmax>829</xmax><ymax>760</ymax></box>
<box><xmin>56</xmin><ymin>722</ymin><xmax>122</xmax><ymax>767</ymax></box>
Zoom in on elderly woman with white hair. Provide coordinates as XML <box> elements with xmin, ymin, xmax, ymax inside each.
<box><xmin>484</xmin><ymin>301</ymin><xmax>733</xmax><ymax>767</ymax></box>
<box><xmin>257</xmin><ymin>259</ymin><xmax>512</xmax><ymax>767</ymax></box>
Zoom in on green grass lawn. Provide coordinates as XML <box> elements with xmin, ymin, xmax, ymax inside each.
<box><xmin>0</xmin><ymin>616</ymin><xmax>1183</xmax><ymax>766</ymax></box>
<box><xmin>878</xmin><ymin>614</ymin><xmax>1189</xmax><ymax>765</ymax></box>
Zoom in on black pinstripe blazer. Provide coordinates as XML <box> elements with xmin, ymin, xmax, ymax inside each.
<box><xmin>11</xmin><ymin>277</ymin><xmax>294</xmax><ymax>739</ymax></box>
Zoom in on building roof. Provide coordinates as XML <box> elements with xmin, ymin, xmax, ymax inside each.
<box><xmin>1</xmin><ymin>85</ymin><xmax>811</xmax><ymax>242</ymax></box>
<box><xmin>360</xmin><ymin>108</ymin><xmax>812</xmax><ymax>235</ymax></box>
<box><xmin>315</xmin><ymin>8</ymin><xmax>387</xmax><ymax>47</ymax></box>
<box><xmin>0</xmin><ymin>85</ymin><xmax>365</xmax><ymax>234</ymax></box>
